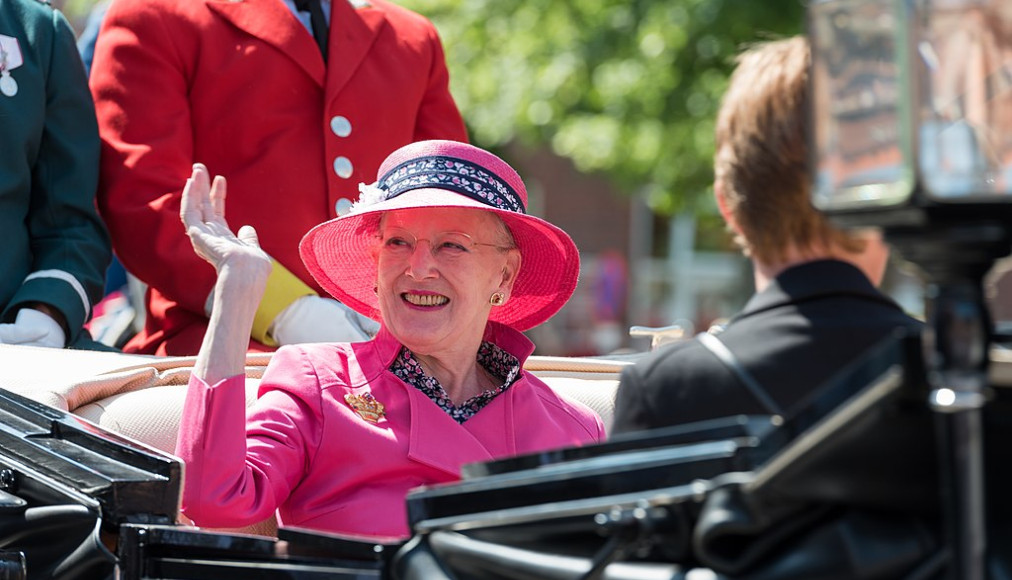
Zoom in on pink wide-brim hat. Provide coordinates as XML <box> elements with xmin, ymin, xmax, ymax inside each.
<box><xmin>299</xmin><ymin>140</ymin><xmax>580</xmax><ymax>332</ymax></box>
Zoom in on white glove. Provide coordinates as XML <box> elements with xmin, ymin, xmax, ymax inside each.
<box><xmin>269</xmin><ymin>296</ymin><xmax>379</xmax><ymax>346</ymax></box>
<box><xmin>0</xmin><ymin>308</ymin><xmax>66</xmax><ymax>348</ymax></box>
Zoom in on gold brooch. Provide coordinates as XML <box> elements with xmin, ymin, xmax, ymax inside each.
<box><xmin>345</xmin><ymin>392</ymin><xmax>385</xmax><ymax>423</ymax></box>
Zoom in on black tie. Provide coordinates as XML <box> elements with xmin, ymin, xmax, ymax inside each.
<box><xmin>294</xmin><ymin>0</ymin><xmax>329</xmax><ymax>62</ymax></box>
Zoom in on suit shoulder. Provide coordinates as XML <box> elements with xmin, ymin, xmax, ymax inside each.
<box><xmin>103</xmin><ymin>0</ymin><xmax>209</xmax><ymax>28</ymax></box>
<box><xmin>8</xmin><ymin>0</ymin><xmax>54</xmax><ymax>17</ymax></box>
<box><xmin>1</xmin><ymin>0</ymin><xmax>85</xmax><ymax>65</ymax></box>
<box><xmin>275</xmin><ymin>342</ymin><xmax>355</xmax><ymax>370</ymax></box>
<box><xmin>2</xmin><ymin>0</ymin><xmax>55</xmax><ymax>33</ymax></box>
<box><xmin>623</xmin><ymin>338</ymin><xmax>711</xmax><ymax>381</ymax></box>
<box><xmin>274</xmin><ymin>342</ymin><xmax>378</xmax><ymax>390</ymax></box>
<box><xmin>526</xmin><ymin>376</ymin><xmax>580</xmax><ymax>408</ymax></box>
<box><xmin>526</xmin><ymin>377</ymin><xmax>602</xmax><ymax>426</ymax></box>
<box><xmin>365</xmin><ymin>0</ymin><xmax>438</xmax><ymax>31</ymax></box>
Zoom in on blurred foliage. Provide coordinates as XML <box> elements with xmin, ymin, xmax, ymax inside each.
<box><xmin>61</xmin><ymin>0</ymin><xmax>805</xmax><ymax>216</ymax></box>
<box><xmin>401</xmin><ymin>0</ymin><xmax>805</xmax><ymax>215</ymax></box>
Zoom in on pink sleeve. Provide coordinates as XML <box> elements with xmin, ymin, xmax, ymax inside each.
<box><xmin>591</xmin><ymin>413</ymin><xmax>607</xmax><ymax>443</ymax></box>
<box><xmin>569</xmin><ymin>398</ymin><xmax>607</xmax><ymax>443</ymax></box>
<box><xmin>175</xmin><ymin>346</ymin><xmax>324</xmax><ymax>528</ymax></box>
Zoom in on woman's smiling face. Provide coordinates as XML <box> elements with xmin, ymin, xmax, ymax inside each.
<box><xmin>374</xmin><ymin>207</ymin><xmax>520</xmax><ymax>357</ymax></box>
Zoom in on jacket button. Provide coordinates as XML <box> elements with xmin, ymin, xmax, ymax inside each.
<box><xmin>335</xmin><ymin>198</ymin><xmax>353</xmax><ymax>216</ymax></box>
<box><xmin>333</xmin><ymin>157</ymin><xmax>353</xmax><ymax>179</ymax></box>
<box><xmin>330</xmin><ymin>116</ymin><xmax>352</xmax><ymax>137</ymax></box>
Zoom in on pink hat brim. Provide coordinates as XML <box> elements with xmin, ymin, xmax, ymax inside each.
<box><xmin>300</xmin><ymin>187</ymin><xmax>580</xmax><ymax>332</ymax></box>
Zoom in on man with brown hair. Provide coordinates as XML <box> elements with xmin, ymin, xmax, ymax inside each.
<box><xmin>611</xmin><ymin>36</ymin><xmax>921</xmax><ymax>433</ymax></box>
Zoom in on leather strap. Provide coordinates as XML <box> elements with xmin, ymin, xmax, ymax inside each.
<box><xmin>697</xmin><ymin>332</ymin><xmax>784</xmax><ymax>416</ymax></box>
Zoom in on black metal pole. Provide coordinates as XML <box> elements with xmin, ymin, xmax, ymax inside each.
<box><xmin>887</xmin><ymin>223</ymin><xmax>1009</xmax><ymax>580</ymax></box>
<box><xmin>925</xmin><ymin>279</ymin><xmax>990</xmax><ymax>580</ymax></box>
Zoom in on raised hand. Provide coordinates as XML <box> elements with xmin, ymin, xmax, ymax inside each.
<box><xmin>181</xmin><ymin>164</ymin><xmax>271</xmax><ymax>382</ymax></box>
<box><xmin>180</xmin><ymin>163</ymin><xmax>271</xmax><ymax>278</ymax></box>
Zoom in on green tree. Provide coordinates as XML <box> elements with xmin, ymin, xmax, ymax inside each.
<box><xmin>402</xmin><ymin>0</ymin><xmax>805</xmax><ymax>215</ymax></box>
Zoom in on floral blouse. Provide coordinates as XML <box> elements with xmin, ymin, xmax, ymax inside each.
<box><xmin>390</xmin><ymin>342</ymin><xmax>521</xmax><ymax>423</ymax></box>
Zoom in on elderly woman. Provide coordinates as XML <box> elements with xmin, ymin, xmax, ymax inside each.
<box><xmin>175</xmin><ymin>140</ymin><xmax>605</xmax><ymax>538</ymax></box>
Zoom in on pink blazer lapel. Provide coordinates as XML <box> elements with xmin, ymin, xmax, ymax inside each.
<box><xmin>324</xmin><ymin>0</ymin><xmax>386</xmax><ymax>100</ymax></box>
<box><xmin>405</xmin><ymin>386</ymin><xmax>499</xmax><ymax>478</ymax></box>
<box><xmin>459</xmin><ymin>387</ymin><xmax>519</xmax><ymax>457</ymax></box>
<box><xmin>205</xmin><ymin>0</ymin><xmax>326</xmax><ymax>85</ymax></box>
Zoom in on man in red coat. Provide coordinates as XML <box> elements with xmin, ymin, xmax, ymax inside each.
<box><xmin>89</xmin><ymin>0</ymin><xmax>468</xmax><ymax>355</ymax></box>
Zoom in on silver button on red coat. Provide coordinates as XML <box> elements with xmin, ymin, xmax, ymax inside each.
<box><xmin>333</xmin><ymin>156</ymin><xmax>353</xmax><ymax>179</ymax></box>
<box><xmin>335</xmin><ymin>198</ymin><xmax>353</xmax><ymax>216</ymax></box>
<box><xmin>330</xmin><ymin>116</ymin><xmax>352</xmax><ymax>137</ymax></box>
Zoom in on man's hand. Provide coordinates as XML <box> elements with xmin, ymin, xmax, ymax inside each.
<box><xmin>0</xmin><ymin>308</ymin><xmax>66</xmax><ymax>348</ymax></box>
<box><xmin>270</xmin><ymin>296</ymin><xmax>379</xmax><ymax>345</ymax></box>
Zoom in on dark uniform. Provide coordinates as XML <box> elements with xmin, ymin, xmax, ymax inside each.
<box><xmin>0</xmin><ymin>0</ymin><xmax>111</xmax><ymax>347</ymax></box>
<box><xmin>612</xmin><ymin>260</ymin><xmax>924</xmax><ymax>432</ymax></box>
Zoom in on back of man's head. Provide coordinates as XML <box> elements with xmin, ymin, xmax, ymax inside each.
<box><xmin>714</xmin><ymin>36</ymin><xmax>865</xmax><ymax>267</ymax></box>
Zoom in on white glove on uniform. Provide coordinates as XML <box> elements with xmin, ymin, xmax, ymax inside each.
<box><xmin>269</xmin><ymin>296</ymin><xmax>380</xmax><ymax>346</ymax></box>
<box><xmin>0</xmin><ymin>308</ymin><xmax>66</xmax><ymax>348</ymax></box>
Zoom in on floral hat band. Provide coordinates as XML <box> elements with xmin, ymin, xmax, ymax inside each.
<box><xmin>355</xmin><ymin>155</ymin><xmax>526</xmax><ymax>215</ymax></box>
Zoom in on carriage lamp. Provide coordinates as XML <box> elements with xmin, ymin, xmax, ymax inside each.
<box><xmin>810</xmin><ymin>0</ymin><xmax>1012</xmax><ymax>229</ymax></box>
<box><xmin>809</xmin><ymin>1</ymin><xmax>1012</xmax><ymax>578</ymax></box>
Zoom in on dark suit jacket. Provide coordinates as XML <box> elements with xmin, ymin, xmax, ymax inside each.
<box><xmin>611</xmin><ymin>260</ymin><xmax>923</xmax><ymax>434</ymax></box>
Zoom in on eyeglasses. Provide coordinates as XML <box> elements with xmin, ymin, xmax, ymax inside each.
<box><xmin>376</xmin><ymin>227</ymin><xmax>511</xmax><ymax>261</ymax></box>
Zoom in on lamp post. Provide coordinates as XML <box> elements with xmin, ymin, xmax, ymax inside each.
<box><xmin>809</xmin><ymin>1</ymin><xmax>1012</xmax><ymax>577</ymax></box>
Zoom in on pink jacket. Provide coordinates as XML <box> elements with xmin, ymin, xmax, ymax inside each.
<box><xmin>175</xmin><ymin>322</ymin><xmax>605</xmax><ymax>538</ymax></box>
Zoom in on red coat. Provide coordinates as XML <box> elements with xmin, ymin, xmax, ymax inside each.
<box><xmin>90</xmin><ymin>0</ymin><xmax>467</xmax><ymax>355</ymax></box>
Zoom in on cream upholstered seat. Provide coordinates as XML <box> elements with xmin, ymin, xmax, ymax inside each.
<box><xmin>0</xmin><ymin>344</ymin><xmax>625</xmax><ymax>537</ymax></box>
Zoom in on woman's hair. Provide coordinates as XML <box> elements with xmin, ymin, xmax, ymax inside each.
<box><xmin>491</xmin><ymin>214</ymin><xmax>518</xmax><ymax>250</ymax></box>
<box><xmin>714</xmin><ymin>36</ymin><xmax>864</xmax><ymax>264</ymax></box>
<box><xmin>374</xmin><ymin>210</ymin><xmax>517</xmax><ymax>250</ymax></box>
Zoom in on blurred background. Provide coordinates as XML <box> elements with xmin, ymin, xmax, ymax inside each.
<box><xmin>56</xmin><ymin>0</ymin><xmax>936</xmax><ymax>356</ymax></box>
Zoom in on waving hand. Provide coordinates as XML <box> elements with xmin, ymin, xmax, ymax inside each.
<box><xmin>181</xmin><ymin>164</ymin><xmax>271</xmax><ymax>382</ymax></box>
<box><xmin>180</xmin><ymin>164</ymin><xmax>270</xmax><ymax>276</ymax></box>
